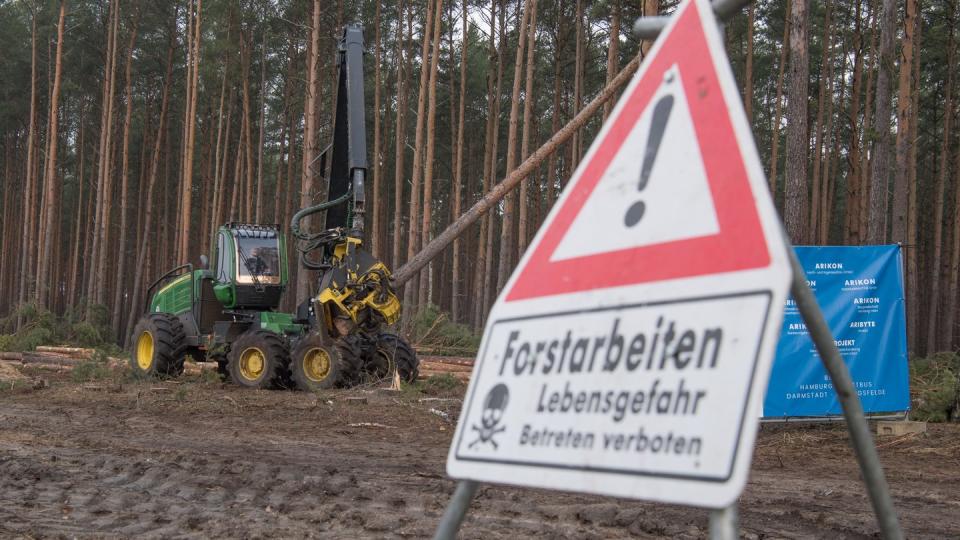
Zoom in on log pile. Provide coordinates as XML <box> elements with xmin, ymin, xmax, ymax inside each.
<box><xmin>417</xmin><ymin>356</ymin><xmax>474</xmax><ymax>382</ymax></box>
<box><xmin>0</xmin><ymin>346</ymin><xmax>124</xmax><ymax>373</ymax></box>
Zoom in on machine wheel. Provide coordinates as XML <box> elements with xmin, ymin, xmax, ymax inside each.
<box><xmin>129</xmin><ymin>314</ymin><xmax>187</xmax><ymax>379</ymax></box>
<box><xmin>227</xmin><ymin>330</ymin><xmax>290</xmax><ymax>389</ymax></box>
<box><xmin>373</xmin><ymin>333</ymin><xmax>419</xmax><ymax>383</ymax></box>
<box><xmin>335</xmin><ymin>334</ymin><xmax>366</xmax><ymax>386</ymax></box>
<box><xmin>290</xmin><ymin>335</ymin><xmax>344</xmax><ymax>391</ymax></box>
<box><xmin>210</xmin><ymin>352</ymin><xmax>229</xmax><ymax>382</ymax></box>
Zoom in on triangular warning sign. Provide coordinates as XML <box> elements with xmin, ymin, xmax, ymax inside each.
<box><xmin>507</xmin><ymin>0</ymin><xmax>770</xmax><ymax>302</ymax></box>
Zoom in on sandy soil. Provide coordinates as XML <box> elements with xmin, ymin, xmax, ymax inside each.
<box><xmin>0</xmin><ymin>365</ymin><xmax>958</xmax><ymax>539</ymax></box>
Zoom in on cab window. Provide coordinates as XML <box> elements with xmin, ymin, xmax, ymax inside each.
<box><xmin>215</xmin><ymin>232</ymin><xmax>232</xmax><ymax>282</ymax></box>
<box><xmin>235</xmin><ymin>236</ymin><xmax>281</xmax><ymax>283</ymax></box>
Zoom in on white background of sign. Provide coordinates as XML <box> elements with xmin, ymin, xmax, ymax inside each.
<box><xmin>447</xmin><ymin>0</ymin><xmax>791</xmax><ymax>509</ymax></box>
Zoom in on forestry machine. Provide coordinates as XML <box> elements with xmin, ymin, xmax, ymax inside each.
<box><xmin>128</xmin><ymin>25</ymin><xmax>419</xmax><ymax>391</ymax></box>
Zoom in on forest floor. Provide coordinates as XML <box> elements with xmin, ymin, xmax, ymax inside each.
<box><xmin>0</xmin><ymin>364</ymin><xmax>958</xmax><ymax>539</ymax></box>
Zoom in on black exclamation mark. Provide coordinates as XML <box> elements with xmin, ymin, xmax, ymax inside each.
<box><xmin>624</xmin><ymin>93</ymin><xmax>675</xmax><ymax>227</ymax></box>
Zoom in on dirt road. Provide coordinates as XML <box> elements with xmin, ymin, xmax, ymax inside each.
<box><xmin>0</xmin><ymin>368</ymin><xmax>958</xmax><ymax>539</ymax></box>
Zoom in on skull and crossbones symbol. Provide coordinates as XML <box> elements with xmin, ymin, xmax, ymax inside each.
<box><xmin>469</xmin><ymin>383</ymin><xmax>509</xmax><ymax>450</ymax></box>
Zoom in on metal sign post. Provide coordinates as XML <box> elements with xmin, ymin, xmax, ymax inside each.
<box><xmin>433</xmin><ymin>1</ymin><xmax>903</xmax><ymax>539</ymax></box>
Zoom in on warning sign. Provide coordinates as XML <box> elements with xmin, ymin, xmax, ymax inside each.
<box><xmin>457</xmin><ymin>292</ymin><xmax>773</xmax><ymax>479</ymax></box>
<box><xmin>447</xmin><ymin>0</ymin><xmax>791</xmax><ymax>509</ymax></box>
<box><xmin>506</xmin><ymin>0</ymin><xmax>772</xmax><ymax>302</ymax></box>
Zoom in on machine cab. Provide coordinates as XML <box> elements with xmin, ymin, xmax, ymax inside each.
<box><xmin>211</xmin><ymin>223</ymin><xmax>288</xmax><ymax>310</ymax></box>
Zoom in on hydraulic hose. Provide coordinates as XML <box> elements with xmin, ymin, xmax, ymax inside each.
<box><xmin>290</xmin><ymin>188</ymin><xmax>353</xmax><ymax>241</ymax></box>
<box><xmin>290</xmin><ymin>188</ymin><xmax>353</xmax><ymax>271</ymax></box>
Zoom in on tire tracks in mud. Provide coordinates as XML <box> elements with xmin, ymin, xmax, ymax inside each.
<box><xmin>1</xmin><ymin>389</ymin><xmax>959</xmax><ymax>538</ymax></box>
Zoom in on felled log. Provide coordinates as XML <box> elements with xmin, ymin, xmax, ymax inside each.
<box><xmin>420</xmin><ymin>361</ymin><xmax>473</xmax><ymax>374</ymax></box>
<box><xmin>35</xmin><ymin>346</ymin><xmax>94</xmax><ymax>358</ymax></box>
<box><xmin>419</xmin><ymin>356</ymin><xmax>475</xmax><ymax>367</ymax></box>
<box><xmin>419</xmin><ymin>369</ymin><xmax>471</xmax><ymax>382</ymax></box>
<box><xmin>20</xmin><ymin>352</ymin><xmax>84</xmax><ymax>366</ymax></box>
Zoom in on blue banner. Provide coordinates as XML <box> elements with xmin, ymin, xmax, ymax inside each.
<box><xmin>763</xmin><ymin>245</ymin><xmax>910</xmax><ymax>418</ymax></box>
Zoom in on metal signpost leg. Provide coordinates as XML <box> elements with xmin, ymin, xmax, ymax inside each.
<box><xmin>787</xmin><ymin>249</ymin><xmax>904</xmax><ymax>540</ymax></box>
<box><xmin>432</xmin><ymin>480</ymin><xmax>479</xmax><ymax>540</ymax></box>
<box><xmin>709</xmin><ymin>505</ymin><xmax>738</xmax><ymax>540</ymax></box>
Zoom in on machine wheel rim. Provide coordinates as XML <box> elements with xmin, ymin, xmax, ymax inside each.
<box><xmin>372</xmin><ymin>350</ymin><xmax>396</xmax><ymax>379</ymax></box>
<box><xmin>136</xmin><ymin>331</ymin><xmax>154</xmax><ymax>370</ymax></box>
<box><xmin>303</xmin><ymin>348</ymin><xmax>331</xmax><ymax>382</ymax></box>
<box><xmin>239</xmin><ymin>347</ymin><xmax>266</xmax><ymax>381</ymax></box>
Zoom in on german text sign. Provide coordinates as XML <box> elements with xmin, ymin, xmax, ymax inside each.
<box><xmin>447</xmin><ymin>0</ymin><xmax>791</xmax><ymax>508</ymax></box>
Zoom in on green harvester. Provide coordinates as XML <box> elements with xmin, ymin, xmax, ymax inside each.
<box><xmin>129</xmin><ymin>26</ymin><xmax>418</xmax><ymax>390</ymax></box>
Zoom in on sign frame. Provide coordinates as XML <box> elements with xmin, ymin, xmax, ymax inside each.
<box><xmin>433</xmin><ymin>0</ymin><xmax>903</xmax><ymax>537</ymax></box>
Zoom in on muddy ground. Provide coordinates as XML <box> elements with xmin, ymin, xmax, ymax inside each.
<box><xmin>0</xmin><ymin>365</ymin><xmax>958</xmax><ymax>539</ymax></box>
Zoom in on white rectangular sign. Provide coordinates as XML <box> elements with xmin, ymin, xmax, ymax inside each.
<box><xmin>454</xmin><ymin>292</ymin><xmax>772</xmax><ymax>482</ymax></box>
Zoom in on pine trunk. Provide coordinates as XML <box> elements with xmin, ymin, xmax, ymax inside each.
<box><xmin>767</xmin><ymin>0</ymin><xmax>790</xmax><ymax>199</ymax></box>
<box><xmin>846</xmin><ymin>0</ymin><xmax>865</xmax><ymax>244</ymax></box>
<box><xmin>809</xmin><ymin>2</ymin><xmax>832</xmax><ymax>243</ymax></box>
<box><xmin>126</xmin><ymin>41</ymin><xmax>176</xmax><ymax>343</ymax></box>
<box><xmin>178</xmin><ymin>0</ymin><xmax>202</xmax><ymax>261</ymax></box>
<box><xmin>473</xmin><ymin>0</ymin><xmax>498</xmax><ymax>328</ymax></box>
<box><xmin>497</xmin><ymin>0</ymin><xmax>531</xmax><ymax>294</ymax></box>
<box><xmin>418</xmin><ymin>0</ymin><xmax>444</xmax><ymax>308</ymax></box>
<box><xmin>296</xmin><ymin>0</ymin><xmax>322</xmax><ymax>301</ymax></box>
<box><xmin>891</xmin><ymin>0</ymin><xmax>917</xmax><ymax>245</ymax></box>
<box><xmin>255</xmin><ymin>35</ymin><xmax>267</xmax><ymax>224</ymax></box>
<box><xmin>111</xmin><ymin>18</ymin><xmax>139</xmax><ymax>339</ymax></box>
<box><xmin>926</xmin><ymin>18</ymin><xmax>954</xmax><ymax>354</ymax></box>
<box><xmin>571</xmin><ymin>0</ymin><xmax>584</xmax><ymax>168</ymax></box>
<box><xmin>17</xmin><ymin>12</ymin><xmax>39</xmax><ymax>325</ymax></box>
<box><xmin>392</xmin><ymin>1</ymin><xmax>409</xmax><ymax>271</ymax></box>
<box><xmin>783</xmin><ymin>0</ymin><xmax>809</xmax><ymax>244</ymax></box>
<box><xmin>36</xmin><ymin>1</ymin><xmax>67</xmax><ymax>309</ymax></box>
<box><xmin>402</xmin><ymin>0</ymin><xmax>437</xmax><ymax>321</ymax></box>
<box><xmin>907</xmin><ymin>10</ymin><xmax>922</xmax><ymax>354</ymax></box>
<box><xmin>87</xmin><ymin>0</ymin><xmax>119</xmax><ymax>308</ymax></box>
<box><xmin>372</xmin><ymin>0</ymin><xmax>383</xmax><ymax>257</ymax></box>
<box><xmin>518</xmin><ymin>0</ymin><xmax>539</xmax><ymax>259</ymax></box>
<box><xmin>451</xmin><ymin>0</ymin><xmax>468</xmax><ymax>323</ymax></box>
<box><xmin>603</xmin><ymin>0</ymin><xmax>620</xmax><ymax>122</ymax></box>
<box><xmin>744</xmin><ymin>2</ymin><xmax>755</xmax><ymax>123</ymax></box>
<box><xmin>858</xmin><ymin>3</ymin><xmax>879</xmax><ymax>242</ymax></box>
<box><xmin>867</xmin><ymin>0</ymin><xmax>897</xmax><ymax>243</ymax></box>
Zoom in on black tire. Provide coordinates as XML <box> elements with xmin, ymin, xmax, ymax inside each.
<box><xmin>210</xmin><ymin>352</ymin><xmax>229</xmax><ymax>382</ymax></box>
<box><xmin>335</xmin><ymin>333</ymin><xmax>367</xmax><ymax>386</ymax></box>
<box><xmin>373</xmin><ymin>333</ymin><xmax>419</xmax><ymax>383</ymax></box>
<box><xmin>226</xmin><ymin>330</ymin><xmax>290</xmax><ymax>389</ymax></box>
<box><xmin>290</xmin><ymin>334</ymin><xmax>344</xmax><ymax>391</ymax></box>
<box><xmin>129</xmin><ymin>314</ymin><xmax>187</xmax><ymax>379</ymax></box>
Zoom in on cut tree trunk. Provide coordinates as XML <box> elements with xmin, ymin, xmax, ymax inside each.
<box><xmin>394</xmin><ymin>55</ymin><xmax>641</xmax><ymax>287</ymax></box>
